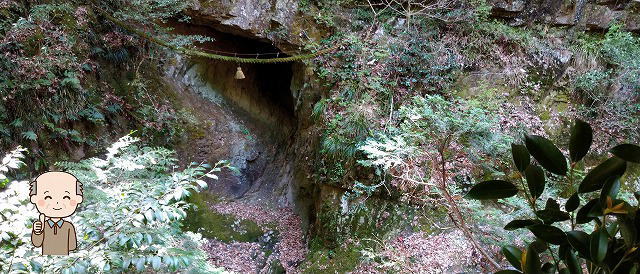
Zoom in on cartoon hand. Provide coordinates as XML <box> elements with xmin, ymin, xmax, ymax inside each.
<box><xmin>33</xmin><ymin>213</ymin><xmax>45</xmax><ymax>234</ymax></box>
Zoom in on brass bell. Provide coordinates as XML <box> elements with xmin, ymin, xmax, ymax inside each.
<box><xmin>235</xmin><ymin>66</ymin><xmax>245</xmax><ymax>80</ymax></box>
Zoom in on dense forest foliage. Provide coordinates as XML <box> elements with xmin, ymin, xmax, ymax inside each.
<box><xmin>1</xmin><ymin>0</ymin><xmax>639</xmax><ymax>273</ymax></box>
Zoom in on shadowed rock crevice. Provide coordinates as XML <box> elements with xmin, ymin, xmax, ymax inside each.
<box><xmin>165</xmin><ymin>22</ymin><xmax>303</xmax><ymax>202</ymax></box>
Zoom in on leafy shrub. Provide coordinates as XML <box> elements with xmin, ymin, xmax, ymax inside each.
<box><xmin>0</xmin><ymin>136</ymin><xmax>230</xmax><ymax>273</ymax></box>
<box><xmin>386</xmin><ymin>28</ymin><xmax>461</xmax><ymax>91</ymax></box>
<box><xmin>572</xmin><ymin>26</ymin><xmax>640</xmax><ymax>146</ymax></box>
<box><xmin>358</xmin><ymin>94</ymin><xmax>510</xmax><ymax>200</ymax></box>
<box><xmin>467</xmin><ymin>120</ymin><xmax>640</xmax><ymax>273</ymax></box>
<box><xmin>0</xmin><ymin>1</ymin><xmax>211</xmax><ymax>156</ymax></box>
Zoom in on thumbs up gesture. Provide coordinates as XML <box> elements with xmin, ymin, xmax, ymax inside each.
<box><xmin>33</xmin><ymin>213</ymin><xmax>45</xmax><ymax>234</ymax></box>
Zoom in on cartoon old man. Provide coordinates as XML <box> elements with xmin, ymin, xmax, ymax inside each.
<box><xmin>29</xmin><ymin>171</ymin><xmax>83</xmax><ymax>255</ymax></box>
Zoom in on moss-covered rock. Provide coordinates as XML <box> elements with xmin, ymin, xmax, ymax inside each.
<box><xmin>301</xmin><ymin>237</ymin><xmax>363</xmax><ymax>274</ymax></box>
<box><xmin>182</xmin><ymin>191</ymin><xmax>265</xmax><ymax>243</ymax></box>
<box><xmin>313</xmin><ymin>185</ymin><xmax>418</xmax><ymax>248</ymax></box>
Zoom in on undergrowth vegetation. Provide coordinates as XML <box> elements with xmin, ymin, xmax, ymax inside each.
<box><xmin>0</xmin><ymin>0</ymin><xmax>208</xmax><ymax>168</ymax></box>
<box><xmin>468</xmin><ymin>120</ymin><xmax>640</xmax><ymax>273</ymax></box>
<box><xmin>0</xmin><ymin>136</ymin><xmax>231</xmax><ymax>273</ymax></box>
<box><xmin>307</xmin><ymin>0</ymin><xmax>640</xmax><ymax>271</ymax></box>
<box><xmin>1</xmin><ymin>0</ymin><xmax>639</xmax><ymax>272</ymax></box>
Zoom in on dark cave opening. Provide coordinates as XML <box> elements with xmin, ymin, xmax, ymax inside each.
<box><xmin>170</xmin><ymin>21</ymin><xmax>298</xmax><ymax>134</ymax></box>
<box><xmin>168</xmin><ymin>21</ymin><xmax>304</xmax><ymax>200</ymax></box>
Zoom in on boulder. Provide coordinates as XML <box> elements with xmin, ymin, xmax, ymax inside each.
<box><xmin>584</xmin><ymin>4</ymin><xmax>625</xmax><ymax>30</ymax></box>
<box><xmin>185</xmin><ymin>0</ymin><xmax>327</xmax><ymax>49</ymax></box>
<box><xmin>551</xmin><ymin>2</ymin><xmax>577</xmax><ymax>26</ymax></box>
<box><xmin>490</xmin><ymin>0</ymin><xmax>526</xmax><ymax>18</ymax></box>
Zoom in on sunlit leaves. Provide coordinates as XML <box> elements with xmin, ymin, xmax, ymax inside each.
<box><xmin>1</xmin><ymin>136</ymin><xmax>228</xmax><ymax>273</ymax></box>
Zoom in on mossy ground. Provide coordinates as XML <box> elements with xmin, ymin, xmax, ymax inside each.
<box><xmin>303</xmin><ymin>191</ymin><xmax>450</xmax><ymax>272</ymax></box>
<box><xmin>182</xmin><ymin>191</ymin><xmax>264</xmax><ymax>243</ymax></box>
<box><xmin>301</xmin><ymin>237</ymin><xmax>363</xmax><ymax>273</ymax></box>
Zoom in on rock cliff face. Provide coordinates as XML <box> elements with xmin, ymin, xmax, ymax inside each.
<box><xmin>185</xmin><ymin>0</ymin><xmax>329</xmax><ymax>50</ymax></box>
<box><xmin>170</xmin><ymin>0</ymin><xmax>638</xmax><ymax>230</ymax></box>
<box><xmin>160</xmin><ymin>1</ymin><xmax>326</xmax><ymax>228</ymax></box>
<box><xmin>491</xmin><ymin>0</ymin><xmax>640</xmax><ymax>31</ymax></box>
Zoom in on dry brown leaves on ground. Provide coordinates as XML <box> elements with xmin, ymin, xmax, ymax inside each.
<box><xmin>355</xmin><ymin>230</ymin><xmax>484</xmax><ymax>273</ymax></box>
<box><xmin>207</xmin><ymin>201</ymin><xmax>308</xmax><ymax>273</ymax></box>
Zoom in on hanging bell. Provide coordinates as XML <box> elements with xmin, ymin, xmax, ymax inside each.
<box><xmin>235</xmin><ymin>66</ymin><xmax>245</xmax><ymax>80</ymax></box>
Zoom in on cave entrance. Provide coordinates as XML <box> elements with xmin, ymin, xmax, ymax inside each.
<box><xmin>172</xmin><ymin>22</ymin><xmax>297</xmax><ymax>136</ymax></box>
<box><xmin>169</xmin><ymin>22</ymin><xmax>301</xmax><ymax>199</ymax></box>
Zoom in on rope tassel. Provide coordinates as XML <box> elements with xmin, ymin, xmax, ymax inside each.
<box><xmin>235</xmin><ymin>66</ymin><xmax>245</xmax><ymax>80</ymax></box>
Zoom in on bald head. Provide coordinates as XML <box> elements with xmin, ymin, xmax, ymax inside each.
<box><xmin>30</xmin><ymin>171</ymin><xmax>82</xmax><ymax>196</ymax></box>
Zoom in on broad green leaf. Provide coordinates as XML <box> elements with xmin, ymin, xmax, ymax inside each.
<box><xmin>564</xmin><ymin>251</ymin><xmax>581</xmax><ymax>274</ymax></box>
<box><xmin>151</xmin><ymin>256</ymin><xmax>161</xmax><ymax>270</ymax></box>
<box><xmin>536</xmin><ymin>208</ymin><xmax>570</xmax><ymax>224</ymax></box>
<box><xmin>619</xmin><ymin>216</ymin><xmax>637</xmax><ymax>248</ymax></box>
<box><xmin>590</xmin><ymin>229</ymin><xmax>608</xmax><ymax>264</ymax></box>
<box><xmin>576</xmin><ymin>199</ymin><xmax>599</xmax><ymax>224</ymax></box>
<box><xmin>599</xmin><ymin>176</ymin><xmax>621</xmax><ymax>204</ymax></box>
<box><xmin>586</xmin><ymin>200</ymin><xmax>604</xmax><ymax>218</ymax></box>
<box><xmin>118</xmin><ymin>236</ymin><xmax>128</xmax><ymax>246</ymax></box>
<box><xmin>504</xmin><ymin>219</ymin><xmax>541</xmax><ymax>231</ymax></box>
<box><xmin>525</xmin><ymin>135</ymin><xmax>567</xmax><ymax>176</ymax></box>
<box><xmin>538</xmin><ymin>238</ymin><xmax>561</xmax><ymax>252</ymax></box>
<box><xmin>205</xmin><ymin>173</ymin><xmax>219</xmax><ymax>180</ymax></box>
<box><xmin>610</xmin><ymin>144</ymin><xmax>640</xmax><ymax>163</ymax></box>
<box><xmin>144</xmin><ymin>209</ymin><xmax>154</xmax><ymax>221</ymax></box>
<box><xmin>511</xmin><ymin>144</ymin><xmax>530</xmax><ymax>173</ymax></box>
<box><xmin>527</xmin><ymin>224</ymin><xmax>567</xmax><ymax>245</ymax></box>
<box><xmin>578</xmin><ymin>157</ymin><xmax>626</xmax><ymax>193</ymax></box>
<box><xmin>569</xmin><ymin>119</ymin><xmax>592</xmax><ymax>163</ymax></box>
<box><xmin>195</xmin><ymin>179</ymin><xmax>208</xmax><ymax>188</ymax></box>
<box><xmin>495</xmin><ymin>271</ymin><xmax>521</xmax><ymax>274</ymax></box>
<box><xmin>523</xmin><ymin>243</ymin><xmax>542</xmax><ymax>274</ymax></box>
<box><xmin>502</xmin><ymin>245</ymin><xmax>523</xmax><ymax>270</ymax></box>
<box><xmin>465</xmin><ymin>180</ymin><xmax>518</xmax><ymax>200</ymax></box>
<box><xmin>565</xmin><ymin>193</ymin><xmax>580</xmax><ymax>212</ymax></box>
<box><xmin>135</xmin><ymin>257</ymin><xmax>145</xmax><ymax>271</ymax></box>
<box><xmin>566</xmin><ymin>231</ymin><xmax>590</xmax><ymax>258</ymax></box>
<box><xmin>21</xmin><ymin>130</ymin><xmax>37</xmax><ymax>141</ymax></box>
<box><xmin>558</xmin><ymin>244</ymin><xmax>570</xmax><ymax>260</ymax></box>
<box><xmin>536</xmin><ymin>198</ymin><xmax>570</xmax><ymax>224</ymax></box>
<box><xmin>525</xmin><ymin>165</ymin><xmax>545</xmax><ymax>199</ymax></box>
